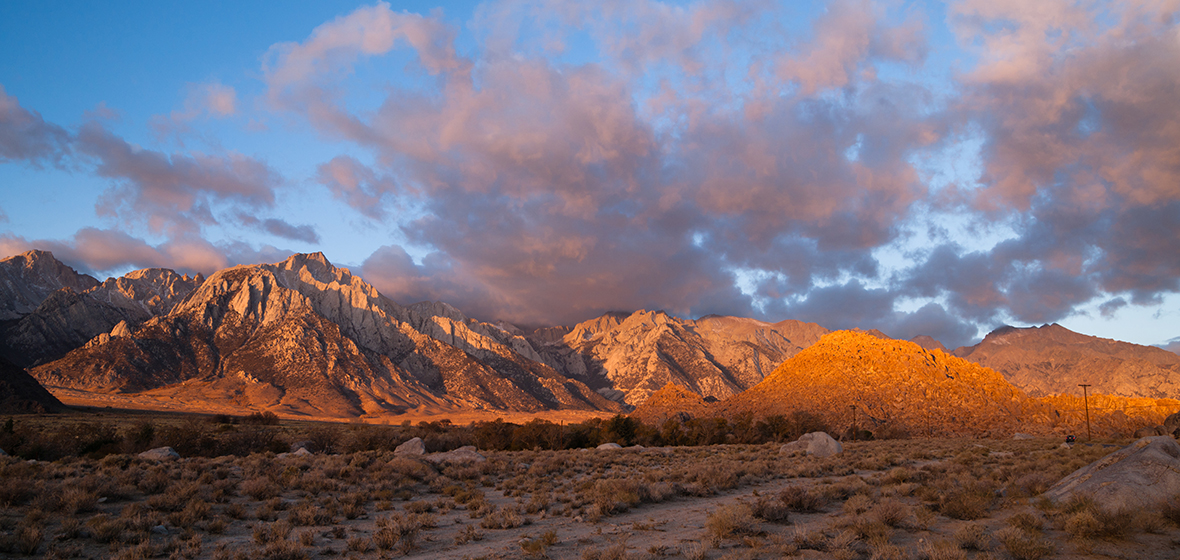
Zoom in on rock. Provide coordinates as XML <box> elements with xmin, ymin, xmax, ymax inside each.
<box><xmin>1164</xmin><ymin>411</ymin><xmax>1180</xmax><ymax>432</ymax></box>
<box><xmin>1060</xmin><ymin>443</ymin><xmax>1072</xmax><ymax>449</ymax></box>
<box><xmin>290</xmin><ymin>441</ymin><xmax>314</xmax><ymax>453</ymax></box>
<box><xmin>597</xmin><ymin>443</ymin><xmax>623</xmax><ymax>450</ymax></box>
<box><xmin>1013</xmin><ymin>433</ymin><xmax>1035</xmax><ymax>440</ymax></box>
<box><xmin>803</xmin><ymin>432</ymin><xmax>843</xmax><ymax>458</ymax></box>
<box><xmin>395</xmin><ymin>437</ymin><xmax>425</xmax><ymax>456</ymax></box>
<box><xmin>292</xmin><ymin>447</ymin><xmax>313</xmax><ymax>456</ymax></box>
<box><xmin>138</xmin><ymin>447</ymin><xmax>179</xmax><ymax>461</ymax></box>
<box><xmin>1042</xmin><ymin>436</ymin><xmax>1180</xmax><ymax>511</ymax></box>
<box><xmin>779</xmin><ymin>441</ymin><xmax>806</xmax><ymax>454</ymax></box>
<box><xmin>423</xmin><ymin>446</ymin><xmax>486</xmax><ymax>464</ymax></box>
<box><xmin>626</xmin><ymin>445</ymin><xmax>644</xmax><ymax>450</ymax></box>
<box><xmin>781</xmin><ymin>432</ymin><xmax>842</xmax><ymax>457</ymax></box>
<box><xmin>151</xmin><ymin>525</ymin><xmax>168</xmax><ymax>535</ymax></box>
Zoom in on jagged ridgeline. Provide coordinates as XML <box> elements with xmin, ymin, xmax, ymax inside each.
<box><xmin>26</xmin><ymin>252</ymin><xmax>618</xmax><ymax>418</ymax></box>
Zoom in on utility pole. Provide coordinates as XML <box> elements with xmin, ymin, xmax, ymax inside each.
<box><xmin>1079</xmin><ymin>384</ymin><xmax>1092</xmax><ymax>441</ymax></box>
<box><xmin>849</xmin><ymin>405</ymin><xmax>857</xmax><ymax>440</ymax></box>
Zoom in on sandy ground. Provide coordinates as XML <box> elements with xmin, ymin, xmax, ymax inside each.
<box><xmin>45</xmin><ymin>386</ymin><xmax>616</xmax><ymax>426</ymax></box>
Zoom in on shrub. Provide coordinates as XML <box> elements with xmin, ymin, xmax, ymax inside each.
<box><xmin>704</xmin><ymin>503</ymin><xmax>758</xmax><ymax>545</ymax></box>
<box><xmin>952</xmin><ymin>523</ymin><xmax>989</xmax><ymax>550</ymax></box>
<box><xmin>480</xmin><ymin>506</ymin><xmax>526</xmax><ymax>529</ymax></box>
<box><xmin>995</xmin><ymin>527</ymin><xmax>1053</xmax><ymax>560</ymax></box>
<box><xmin>778</xmin><ymin>486</ymin><xmax>825</xmax><ymax>512</ymax></box>
<box><xmin>752</xmin><ymin>495</ymin><xmax>791</xmax><ymax>523</ymax></box>
<box><xmin>1063</xmin><ymin>510</ymin><xmax>1100</xmax><ymax>540</ymax></box>
<box><xmin>917</xmin><ymin>539</ymin><xmax>968</xmax><ymax>560</ymax></box>
<box><xmin>872</xmin><ymin>498</ymin><xmax>908</xmax><ymax>527</ymax></box>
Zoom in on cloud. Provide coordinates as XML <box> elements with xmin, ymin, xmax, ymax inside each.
<box><xmin>0</xmin><ymin>84</ymin><xmax>71</xmax><ymax>166</ymax></box>
<box><xmin>236</xmin><ymin>213</ymin><xmax>321</xmax><ymax>244</ymax></box>
<box><xmin>0</xmin><ymin>228</ymin><xmax>295</xmax><ymax>278</ymax></box>
<box><xmin>76</xmin><ymin>121</ymin><xmax>281</xmax><ymax>235</ymax></box>
<box><xmin>314</xmin><ymin>155</ymin><xmax>397</xmax><ymax>219</ymax></box>
<box><xmin>149</xmin><ymin>82</ymin><xmax>239</xmax><ymax>142</ymax></box>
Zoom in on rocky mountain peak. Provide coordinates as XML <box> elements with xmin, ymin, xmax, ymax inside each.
<box><xmin>954</xmin><ymin>323</ymin><xmax>1180</xmax><ymax>399</ymax></box>
<box><xmin>0</xmin><ymin>250</ymin><xmax>99</xmax><ymax>319</ymax></box>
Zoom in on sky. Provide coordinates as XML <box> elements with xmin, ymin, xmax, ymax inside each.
<box><xmin>2</xmin><ymin>0</ymin><xmax>1179</xmax><ymax>350</ymax></box>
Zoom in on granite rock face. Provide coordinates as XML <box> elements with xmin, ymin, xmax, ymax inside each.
<box><xmin>1043</xmin><ymin>436</ymin><xmax>1180</xmax><ymax>511</ymax></box>
<box><xmin>528</xmin><ymin>310</ymin><xmax>829</xmax><ymax>405</ymax></box>
<box><xmin>32</xmin><ymin>253</ymin><xmax>619</xmax><ymax>418</ymax></box>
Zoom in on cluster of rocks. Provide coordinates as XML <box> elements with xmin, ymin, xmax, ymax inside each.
<box><xmin>1132</xmin><ymin>411</ymin><xmax>1180</xmax><ymax>439</ymax></box>
<box><xmin>393</xmin><ymin>437</ymin><xmax>486</xmax><ymax>464</ymax></box>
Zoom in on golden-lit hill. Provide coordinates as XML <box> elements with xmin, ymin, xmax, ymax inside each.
<box><xmin>632</xmin><ymin>330</ymin><xmax>1179</xmax><ymax>438</ymax></box>
<box><xmin>716</xmin><ymin>330</ymin><xmax>1039</xmax><ymax>437</ymax></box>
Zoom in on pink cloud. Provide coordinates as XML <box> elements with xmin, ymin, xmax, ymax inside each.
<box><xmin>0</xmin><ymin>84</ymin><xmax>71</xmax><ymax>167</ymax></box>
<box><xmin>76</xmin><ymin>121</ymin><xmax>281</xmax><ymax>235</ymax></box>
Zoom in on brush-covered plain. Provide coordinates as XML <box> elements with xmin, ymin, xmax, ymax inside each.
<box><xmin>1</xmin><ymin>414</ymin><xmax>1179</xmax><ymax>559</ymax></box>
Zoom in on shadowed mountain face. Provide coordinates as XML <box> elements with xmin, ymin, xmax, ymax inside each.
<box><xmin>953</xmin><ymin>324</ymin><xmax>1180</xmax><ymax>400</ymax></box>
<box><xmin>32</xmin><ymin>253</ymin><xmax>619</xmax><ymax>418</ymax></box>
<box><xmin>0</xmin><ymin>357</ymin><xmax>67</xmax><ymax>414</ymax></box>
<box><xmin>0</xmin><ymin>250</ymin><xmax>99</xmax><ymax>320</ymax></box>
<box><xmin>525</xmin><ymin>311</ymin><xmax>830</xmax><ymax>405</ymax></box>
<box><xmin>0</xmin><ymin>265</ymin><xmax>203</xmax><ymax>368</ymax></box>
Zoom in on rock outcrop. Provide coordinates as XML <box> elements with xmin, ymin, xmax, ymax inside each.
<box><xmin>138</xmin><ymin>447</ymin><xmax>180</xmax><ymax>461</ymax></box>
<box><xmin>527</xmin><ymin>310</ymin><xmax>829</xmax><ymax>405</ymax></box>
<box><xmin>954</xmin><ymin>323</ymin><xmax>1180</xmax><ymax>400</ymax></box>
<box><xmin>0</xmin><ymin>356</ymin><xmax>67</xmax><ymax>414</ymax></box>
<box><xmin>32</xmin><ymin>253</ymin><xmax>619</xmax><ymax>418</ymax></box>
<box><xmin>1043</xmin><ymin>436</ymin><xmax>1180</xmax><ymax>510</ymax></box>
<box><xmin>395</xmin><ymin>437</ymin><xmax>426</xmax><ymax>456</ymax></box>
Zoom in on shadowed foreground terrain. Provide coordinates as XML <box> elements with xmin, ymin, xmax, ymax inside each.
<box><xmin>2</xmin><ymin>414</ymin><xmax>1179</xmax><ymax>559</ymax></box>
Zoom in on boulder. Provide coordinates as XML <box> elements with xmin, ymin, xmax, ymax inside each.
<box><xmin>395</xmin><ymin>437</ymin><xmax>425</xmax><ymax>456</ymax></box>
<box><xmin>1042</xmin><ymin>436</ymin><xmax>1180</xmax><ymax>511</ymax></box>
<box><xmin>804</xmin><ymin>432</ymin><xmax>843</xmax><ymax>458</ymax></box>
<box><xmin>597</xmin><ymin>442</ymin><xmax>622</xmax><ymax>450</ymax></box>
<box><xmin>1164</xmin><ymin>411</ymin><xmax>1180</xmax><ymax>432</ymax></box>
<box><xmin>780</xmin><ymin>432</ymin><xmax>842</xmax><ymax>457</ymax></box>
<box><xmin>1133</xmin><ymin>426</ymin><xmax>1154</xmax><ymax>438</ymax></box>
<box><xmin>423</xmin><ymin>446</ymin><xmax>485</xmax><ymax>465</ymax></box>
<box><xmin>1013</xmin><ymin>433</ymin><xmax>1034</xmax><ymax>440</ymax></box>
<box><xmin>138</xmin><ymin>447</ymin><xmax>179</xmax><ymax>461</ymax></box>
<box><xmin>289</xmin><ymin>441</ymin><xmax>314</xmax><ymax>453</ymax></box>
<box><xmin>292</xmin><ymin>447</ymin><xmax>313</xmax><ymax>456</ymax></box>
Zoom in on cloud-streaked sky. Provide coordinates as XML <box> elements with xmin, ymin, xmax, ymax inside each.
<box><xmin>2</xmin><ymin>0</ymin><xmax>1179</xmax><ymax>349</ymax></box>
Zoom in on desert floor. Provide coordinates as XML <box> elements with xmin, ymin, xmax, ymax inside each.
<box><xmin>2</xmin><ymin>433</ymin><xmax>1179</xmax><ymax>560</ymax></box>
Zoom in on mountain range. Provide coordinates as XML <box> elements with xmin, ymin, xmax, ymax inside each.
<box><xmin>1</xmin><ymin>249</ymin><xmax>1178</xmax><ymax>425</ymax></box>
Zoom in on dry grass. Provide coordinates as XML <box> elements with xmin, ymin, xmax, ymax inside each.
<box><xmin>0</xmin><ymin>418</ymin><xmax>1175</xmax><ymax>560</ymax></box>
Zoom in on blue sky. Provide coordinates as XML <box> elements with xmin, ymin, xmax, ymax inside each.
<box><xmin>2</xmin><ymin>0</ymin><xmax>1179</xmax><ymax>350</ymax></box>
